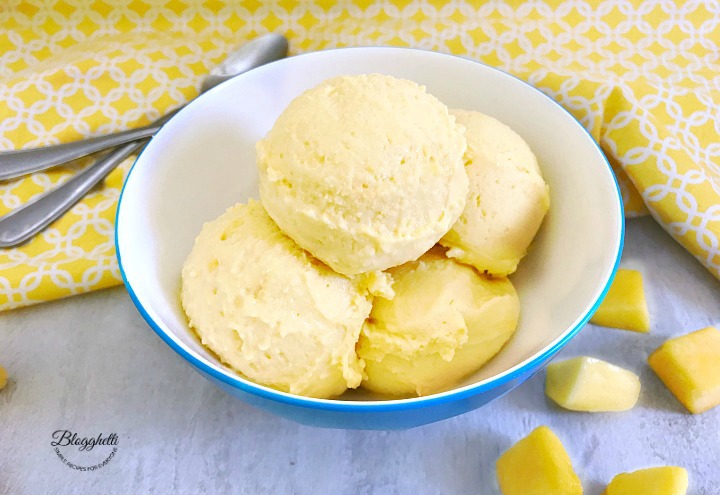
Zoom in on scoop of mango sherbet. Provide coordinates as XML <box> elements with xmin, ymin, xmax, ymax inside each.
<box><xmin>258</xmin><ymin>74</ymin><xmax>468</xmax><ymax>276</ymax></box>
<box><xmin>181</xmin><ymin>200</ymin><xmax>372</xmax><ymax>399</ymax></box>
<box><xmin>358</xmin><ymin>247</ymin><xmax>519</xmax><ymax>397</ymax></box>
<box><xmin>440</xmin><ymin>110</ymin><xmax>549</xmax><ymax>276</ymax></box>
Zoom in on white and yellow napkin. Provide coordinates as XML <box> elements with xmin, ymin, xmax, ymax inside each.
<box><xmin>1</xmin><ymin>0</ymin><xmax>718</xmax><ymax>311</ymax></box>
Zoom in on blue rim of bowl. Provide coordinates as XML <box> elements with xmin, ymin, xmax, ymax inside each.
<box><xmin>116</xmin><ymin>46</ymin><xmax>625</xmax><ymax>413</ymax></box>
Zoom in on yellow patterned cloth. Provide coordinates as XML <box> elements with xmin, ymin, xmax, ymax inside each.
<box><xmin>1</xmin><ymin>1</ymin><xmax>719</xmax><ymax>311</ymax></box>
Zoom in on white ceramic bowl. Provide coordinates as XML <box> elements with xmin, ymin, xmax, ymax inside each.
<box><xmin>116</xmin><ymin>47</ymin><xmax>623</xmax><ymax>429</ymax></box>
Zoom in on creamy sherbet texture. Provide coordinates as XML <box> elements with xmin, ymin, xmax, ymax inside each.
<box><xmin>358</xmin><ymin>248</ymin><xmax>520</xmax><ymax>396</ymax></box>
<box><xmin>181</xmin><ymin>200</ymin><xmax>372</xmax><ymax>399</ymax></box>
<box><xmin>440</xmin><ymin>110</ymin><xmax>549</xmax><ymax>276</ymax></box>
<box><xmin>257</xmin><ymin>74</ymin><xmax>469</xmax><ymax>276</ymax></box>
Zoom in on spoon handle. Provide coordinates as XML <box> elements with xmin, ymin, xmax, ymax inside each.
<box><xmin>0</xmin><ymin>112</ymin><xmax>175</xmax><ymax>181</ymax></box>
<box><xmin>0</xmin><ymin>139</ymin><xmax>147</xmax><ymax>248</ymax></box>
<box><xmin>0</xmin><ymin>33</ymin><xmax>288</xmax><ymax>182</ymax></box>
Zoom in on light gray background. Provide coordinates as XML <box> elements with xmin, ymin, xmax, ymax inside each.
<box><xmin>1</xmin><ymin>216</ymin><xmax>718</xmax><ymax>495</ymax></box>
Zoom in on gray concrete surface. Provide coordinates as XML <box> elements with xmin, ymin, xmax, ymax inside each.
<box><xmin>1</xmin><ymin>216</ymin><xmax>718</xmax><ymax>494</ymax></box>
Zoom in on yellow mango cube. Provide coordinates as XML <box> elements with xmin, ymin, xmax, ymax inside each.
<box><xmin>649</xmin><ymin>326</ymin><xmax>720</xmax><ymax>414</ymax></box>
<box><xmin>545</xmin><ymin>357</ymin><xmax>640</xmax><ymax>412</ymax></box>
<box><xmin>590</xmin><ymin>269</ymin><xmax>649</xmax><ymax>332</ymax></box>
<box><xmin>0</xmin><ymin>366</ymin><xmax>6</xmax><ymax>389</ymax></box>
<box><xmin>605</xmin><ymin>466</ymin><xmax>688</xmax><ymax>495</ymax></box>
<box><xmin>496</xmin><ymin>426</ymin><xmax>582</xmax><ymax>495</ymax></box>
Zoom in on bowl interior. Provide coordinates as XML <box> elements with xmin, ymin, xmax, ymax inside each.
<box><xmin>116</xmin><ymin>47</ymin><xmax>622</xmax><ymax>405</ymax></box>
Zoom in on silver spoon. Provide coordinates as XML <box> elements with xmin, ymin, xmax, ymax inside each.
<box><xmin>0</xmin><ymin>33</ymin><xmax>288</xmax><ymax>181</ymax></box>
<box><xmin>0</xmin><ymin>33</ymin><xmax>288</xmax><ymax>248</ymax></box>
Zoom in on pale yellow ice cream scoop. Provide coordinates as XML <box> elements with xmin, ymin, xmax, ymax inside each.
<box><xmin>181</xmin><ymin>200</ymin><xmax>372</xmax><ymax>399</ymax></box>
<box><xmin>358</xmin><ymin>247</ymin><xmax>520</xmax><ymax>397</ymax></box>
<box><xmin>257</xmin><ymin>74</ymin><xmax>469</xmax><ymax>276</ymax></box>
<box><xmin>440</xmin><ymin>110</ymin><xmax>549</xmax><ymax>276</ymax></box>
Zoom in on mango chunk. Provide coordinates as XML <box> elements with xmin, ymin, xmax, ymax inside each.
<box><xmin>590</xmin><ymin>269</ymin><xmax>649</xmax><ymax>332</ymax></box>
<box><xmin>649</xmin><ymin>326</ymin><xmax>720</xmax><ymax>414</ymax></box>
<box><xmin>605</xmin><ymin>466</ymin><xmax>688</xmax><ymax>495</ymax></box>
<box><xmin>546</xmin><ymin>357</ymin><xmax>640</xmax><ymax>412</ymax></box>
<box><xmin>0</xmin><ymin>366</ymin><xmax>6</xmax><ymax>389</ymax></box>
<box><xmin>496</xmin><ymin>426</ymin><xmax>582</xmax><ymax>495</ymax></box>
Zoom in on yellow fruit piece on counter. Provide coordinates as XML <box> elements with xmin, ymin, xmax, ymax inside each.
<box><xmin>545</xmin><ymin>357</ymin><xmax>640</xmax><ymax>412</ymax></box>
<box><xmin>648</xmin><ymin>326</ymin><xmax>720</xmax><ymax>414</ymax></box>
<box><xmin>605</xmin><ymin>466</ymin><xmax>688</xmax><ymax>495</ymax></box>
<box><xmin>0</xmin><ymin>366</ymin><xmax>7</xmax><ymax>389</ymax></box>
<box><xmin>590</xmin><ymin>269</ymin><xmax>650</xmax><ymax>332</ymax></box>
<box><xmin>496</xmin><ymin>426</ymin><xmax>583</xmax><ymax>495</ymax></box>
